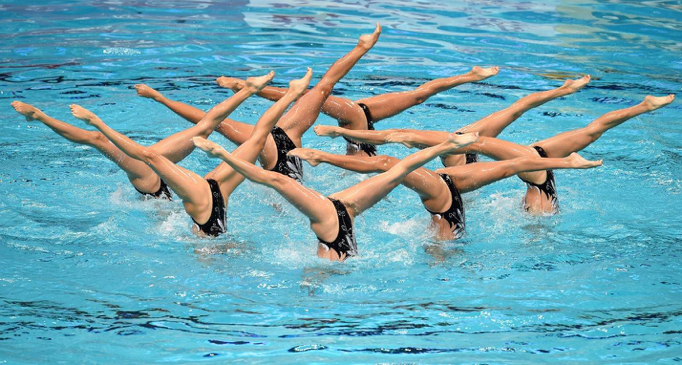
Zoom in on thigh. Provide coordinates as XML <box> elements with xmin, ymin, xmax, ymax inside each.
<box><xmin>436</xmin><ymin>161</ymin><xmax>517</xmax><ymax>193</ymax></box>
<box><xmin>215</xmin><ymin>118</ymin><xmax>256</xmax><ymax>146</ymax></box>
<box><xmin>323</xmin><ymin>95</ymin><xmax>367</xmax><ymax>128</ymax></box>
<box><xmin>356</xmin><ymin>91</ymin><xmax>418</xmax><ymax>121</ymax></box>
<box><xmin>330</xmin><ymin>170</ymin><xmax>402</xmax><ymax>218</ymax></box>
<box><xmin>91</xmin><ymin>134</ymin><xmax>156</xmax><ymax>180</ymax></box>
<box><xmin>145</xmin><ymin>152</ymin><xmax>212</xmax><ymax>214</ymax></box>
<box><xmin>531</xmin><ymin>127</ymin><xmax>595</xmax><ymax>158</ymax></box>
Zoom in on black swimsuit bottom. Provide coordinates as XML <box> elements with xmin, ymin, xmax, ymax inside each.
<box><xmin>135</xmin><ymin>178</ymin><xmax>172</xmax><ymax>200</ymax></box>
<box><xmin>270</xmin><ymin>126</ymin><xmax>304</xmax><ymax>182</ymax></box>
<box><xmin>317</xmin><ymin>198</ymin><xmax>357</xmax><ymax>260</ymax></box>
<box><xmin>343</xmin><ymin>102</ymin><xmax>378</xmax><ymax>157</ymax></box>
<box><xmin>520</xmin><ymin>145</ymin><xmax>558</xmax><ymax>211</ymax></box>
<box><xmin>192</xmin><ymin>179</ymin><xmax>226</xmax><ymax>237</ymax></box>
<box><xmin>426</xmin><ymin>174</ymin><xmax>466</xmax><ymax>238</ymax></box>
<box><xmin>465</xmin><ymin>153</ymin><xmax>478</xmax><ymax>164</ymax></box>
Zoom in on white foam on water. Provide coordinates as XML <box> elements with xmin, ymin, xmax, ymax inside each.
<box><xmin>102</xmin><ymin>47</ymin><xmax>141</xmax><ymax>56</ymax></box>
<box><xmin>378</xmin><ymin>217</ymin><xmax>424</xmax><ymax>236</ymax></box>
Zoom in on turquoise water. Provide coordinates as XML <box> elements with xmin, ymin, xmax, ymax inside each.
<box><xmin>1</xmin><ymin>0</ymin><xmax>681</xmax><ymax>363</ymax></box>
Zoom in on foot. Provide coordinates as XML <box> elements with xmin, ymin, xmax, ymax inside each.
<box><xmin>566</xmin><ymin>152</ymin><xmax>602</xmax><ymax>169</ymax></box>
<box><xmin>470</xmin><ymin>66</ymin><xmax>499</xmax><ymax>80</ymax></box>
<box><xmin>69</xmin><ymin>104</ymin><xmax>99</xmax><ymax>125</ymax></box>
<box><xmin>561</xmin><ymin>75</ymin><xmax>591</xmax><ymax>93</ymax></box>
<box><xmin>288</xmin><ymin>67</ymin><xmax>313</xmax><ymax>96</ymax></box>
<box><xmin>445</xmin><ymin>132</ymin><xmax>479</xmax><ymax>150</ymax></box>
<box><xmin>11</xmin><ymin>101</ymin><xmax>44</xmax><ymax>121</ymax></box>
<box><xmin>643</xmin><ymin>94</ymin><xmax>675</xmax><ymax>111</ymax></box>
<box><xmin>385</xmin><ymin>132</ymin><xmax>420</xmax><ymax>148</ymax></box>
<box><xmin>216</xmin><ymin>76</ymin><xmax>246</xmax><ymax>92</ymax></box>
<box><xmin>314</xmin><ymin>125</ymin><xmax>342</xmax><ymax>138</ymax></box>
<box><xmin>244</xmin><ymin>71</ymin><xmax>275</xmax><ymax>94</ymax></box>
<box><xmin>134</xmin><ymin>84</ymin><xmax>163</xmax><ymax>100</ymax></box>
<box><xmin>288</xmin><ymin>148</ymin><xmax>322</xmax><ymax>166</ymax></box>
<box><xmin>192</xmin><ymin>136</ymin><xmax>227</xmax><ymax>158</ymax></box>
<box><xmin>358</xmin><ymin>23</ymin><xmax>382</xmax><ymax>50</ymax></box>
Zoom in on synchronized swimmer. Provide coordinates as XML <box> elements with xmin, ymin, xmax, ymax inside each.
<box><xmin>10</xmin><ymin>23</ymin><xmax>676</xmax><ymax>261</ymax></box>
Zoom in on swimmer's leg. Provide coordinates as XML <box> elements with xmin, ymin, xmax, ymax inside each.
<box><xmin>276</xmin><ymin>24</ymin><xmax>382</xmax><ymax>146</ymax></box>
<box><xmin>135</xmin><ymin>85</ymin><xmax>257</xmax><ymax>147</ymax></box>
<box><xmin>437</xmin><ymin>153</ymin><xmax>602</xmax><ymax>193</ymax></box>
<box><xmin>218</xmin><ymin>77</ymin><xmax>366</xmax><ymax>129</ymax></box>
<box><xmin>146</xmin><ymin>72</ymin><xmax>274</xmax><ymax>163</ymax></box>
<box><xmin>11</xmin><ymin>101</ymin><xmax>162</xmax><ymax>193</ymax></box>
<box><xmin>206</xmin><ymin>68</ymin><xmax>314</xmax><ymax>195</ymax></box>
<box><xmin>315</xmin><ymin>126</ymin><xmax>450</xmax><ymax>149</ymax></box>
<box><xmin>329</xmin><ymin>132</ymin><xmax>478</xmax><ymax>217</ymax></box>
<box><xmin>70</xmin><ymin>105</ymin><xmax>214</xmax><ymax>223</ymax></box>
<box><xmin>290</xmin><ymin>148</ymin><xmax>449</xmax><ymax>212</ymax></box>
<box><xmin>356</xmin><ymin>66</ymin><xmax>500</xmax><ymax>122</ymax></box>
<box><xmin>458</xmin><ymin>75</ymin><xmax>591</xmax><ymax>137</ymax></box>
<box><xmin>534</xmin><ymin>94</ymin><xmax>675</xmax><ymax>158</ymax></box>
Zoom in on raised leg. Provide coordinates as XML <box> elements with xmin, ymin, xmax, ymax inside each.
<box><xmin>278</xmin><ymin>23</ymin><xmax>382</xmax><ymax>143</ymax></box>
<box><xmin>136</xmin><ymin>84</ymin><xmax>257</xmax><ymax>146</ymax></box>
<box><xmin>534</xmin><ymin>94</ymin><xmax>675</xmax><ymax>157</ymax></box>
<box><xmin>356</xmin><ymin>66</ymin><xmax>500</xmax><ymax>121</ymax></box>
<box><xmin>206</xmin><ymin>68</ymin><xmax>314</xmax><ymax>196</ymax></box>
<box><xmin>147</xmin><ymin>71</ymin><xmax>274</xmax><ymax>163</ymax></box>
<box><xmin>457</xmin><ymin>75</ymin><xmax>591</xmax><ymax>137</ymax></box>
<box><xmin>437</xmin><ymin>153</ymin><xmax>602</xmax><ymax>193</ymax></box>
<box><xmin>11</xmin><ymin>101</ymin><xmax>162</xmax><ymax>193</ymax></box>
<box><xmin>70</xmin><ymin>105</ymin><xmax>213</xmax><ymax>223</ymax></box>
<box><xmin>315</xmin><ymin>125</ymin><xmax>450</xmax><ymax>149</ymax></box>
<box><xmin>289</xmin><ymin>148</ymin><xmax>447</xmax><ymax>207</ymax></box>
<box><xmin>329</xmin><ymin>132</ymin><xmax>479</xmax><ymax>217</ymax></box>
<box><xmin>219</xmin><ymin>77</ymin><xmax>374</xmax><ymax>129</ymax></box>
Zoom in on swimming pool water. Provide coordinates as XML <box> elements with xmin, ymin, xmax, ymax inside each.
<box><xmin>1</xmin><ymin>1</ymin><xmax>681</xmax><ymax>363</ymax></box>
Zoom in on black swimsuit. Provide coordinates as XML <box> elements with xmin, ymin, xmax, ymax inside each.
<box><xmin>135</xmin><ymin>179</ymin><xmax>172</xmax><ymax>200</ymax></box>
<box><xmin>343</xmin><ymin>103</ymin><xmax>378</xmax><ymax>157</ymax></box>
<box><xmin>520</xmin><ymin>146</ymin><xmax>558</xmax><ymax>211</ymax></box>
<box><xmin>426</xmin><ymin>174</ymin><xmax>466</xmax><ymax>238</ymax></box>
<box><xmin>191</xmin><ymin>179</ymin><xmax>226</xmax><ymax>237</ymax></box>
<box><xmin>269</xmin><ymin>126</ymin><xmax>304</xmax><ymax>182</ymax></box>
<box><xmin>317</xmin><ymin>198</ymin><xmax>357</xmax><ymax>260</ymax></box>
<box><xmin>465</xmin><ymin>153</ymin><xmax>478</xmax><ymax>164</ymax></box>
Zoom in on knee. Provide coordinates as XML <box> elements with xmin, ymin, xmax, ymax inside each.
<box><xmin>373</xmin><ymin>155</ymin><xmax>398</xmax><ymax>171</ymax></box>
<box><xmin>87</xmin><ymin>132</ymin><xmax>108</xmax><ymax>146</ymax></box>
<box><xmin>140</xmin><ymin>148</ymin><xmax>161</xmax><ymax>164</ymax></box>
<box><xmin>268</xmin><ymin>172</ymin><xmax>292</xmax><ymax>189</ymax></box>
<box><xmin>315</xmin><ymin>78</ymin><xmax>335</xmax><ymax>96</ymax></box>
<box><xmin>585</xmin><ymin>126</ymin><xmax>603</xmax><ymax>143</ymax></box>
<box><xmin>412</xmin><ymin>92</ymin><xmax>428</xmax><ymax>105</ymax></box>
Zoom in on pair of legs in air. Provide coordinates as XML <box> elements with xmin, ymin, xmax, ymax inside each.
<box><xmin>289</xmin><ymin>146</ymin><xmax>602</xmax><ymax>240</ymax></box>
<box><xmin>214</xmin><ymin>65</ymin><xmax>500</xmax><ymax>156</ymax></box>
<box><xmin>192</xmin><ymin>132</ymin><xmax>481</xmax><ymax>260</ymax></box>
<box><xmin>135</xmin><ymin>23</ymin><xmax>383</xmax><ymax>173</ymax></box>
<box><xmin>10</xmin><ymin>73</ymin><xmax>274</xmax><ymax>197</ymax></box>
<box><xmin>314</xmin><ymin>92</ymin><xmax>676</xmax><ymax>213</ymax></box>
<box><xmin>66</xmin><ymin>70</ymin><xmax>311</xmax><ymax>235</ymax></box>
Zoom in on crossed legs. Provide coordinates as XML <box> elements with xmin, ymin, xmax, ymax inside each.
<box><xmin>313</xmin><ymin>75</ymin><xmax>591</xmax><ymax>164</ymax></box>
<box><xmin>217</xmin><ymin>65</ymin><xmax>499</xmax><ymax>128</ymax></box>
